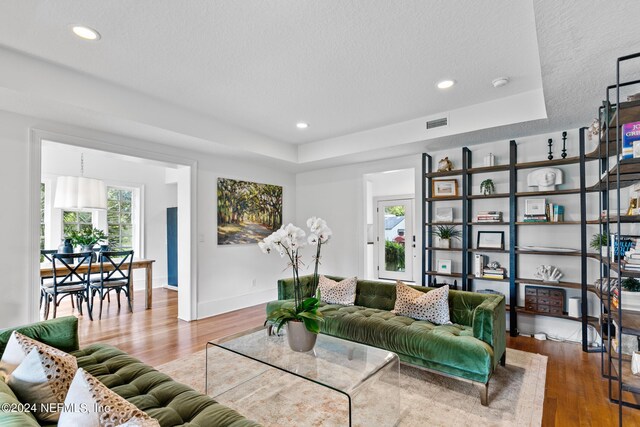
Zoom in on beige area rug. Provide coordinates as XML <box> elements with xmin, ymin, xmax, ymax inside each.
<box><xmin>157</xmin><ymin>347</ymin><xmax>546</xmax><ymax>427</ymax></box>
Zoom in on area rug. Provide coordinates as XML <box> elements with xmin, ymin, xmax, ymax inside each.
<box><xmin>157</xmin><ymin>347</ymin><xmax>546</xmax><ymax>426</ymax></box>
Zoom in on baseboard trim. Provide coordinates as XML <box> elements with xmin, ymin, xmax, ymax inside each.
<box><xmin>197</xmin><ymin>288</ymin><xmax>277</xmax><ymax>320</ymax></box>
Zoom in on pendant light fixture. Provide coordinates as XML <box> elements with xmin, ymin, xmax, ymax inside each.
<box><xmin>54</xmin><ymin>153</ymin><xmax>107</xmax><ymax>210</ymax></box>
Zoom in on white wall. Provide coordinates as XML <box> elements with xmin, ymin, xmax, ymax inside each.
<box><xmin>41</xmin><ymin>142</ymin><xmax>173</xmax><ymax>290</ymax></box>
<box><xmin>0</xmin><ymin>109</ymin><xmax>295</xmax><ymax>329</ymax></box>
<box><xmin>296</xmin><ymin>128</ymin><xmax>620</xmax><ymax>344</ymax></box>
<box><xmin>296</xmin><ymin>156</ymin><xmax>422</xmax><ymax>282</ymax></box>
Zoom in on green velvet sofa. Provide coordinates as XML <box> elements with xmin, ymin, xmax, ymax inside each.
<box><xmin>266</xmin><ymin>276</ymin><xmax>506</xmax><ymax>405</ymax></box>
<box><xmin>0</xmin><ymin>317</ymin><xmax>260</xmax><ymax>427</ymax></box>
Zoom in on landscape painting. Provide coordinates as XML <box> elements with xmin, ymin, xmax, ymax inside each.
<box><xmin>217</xmin><ymin>178</ymin><xmax>283</xmax><ymax>245</ymax></box>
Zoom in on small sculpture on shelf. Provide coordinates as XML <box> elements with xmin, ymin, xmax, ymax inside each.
<box><xmin>480</xmin><ymin>179</ymin><xmax>495</xmax><ymax>196</ymax></box>
<box><xmin>527</xmin><ymin>167</ymin><xmax>563</xmax><ymax>191</ymax></box>
<box><xmin>587</xmin><ymin>118</ymin><xmax>600</xmax><ymax>141</ymax></box>
<box><xmin>437</xmin><ymin>157</ymin><xmax>453</xmax><ymax>172</ymax></box>
<box><xmin>487</xmin><ymin>261</ymin><xmax>501</xmax><ymax>270</ymax></box>
<box><xmin>534</xmin><ymin>265</ymin><xmax>563</xmax><ymax>283</ymax></box>
<box><xmin>561</xmin><ymin>131</ymin><xmax>567</xmax><ymax>159</ymax></box>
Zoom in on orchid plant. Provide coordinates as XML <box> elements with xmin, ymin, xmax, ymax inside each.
<box><xmin>260</xmin><ymin>217</ymin><xmax>332</xmax><ymax>333</ymax></box>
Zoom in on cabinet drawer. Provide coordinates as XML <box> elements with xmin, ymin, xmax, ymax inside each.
<box><xmin>538</xmin><ymin>297</ymin><xmax>550</xmax><ymax>305</ymax></box>
<box><xmin>537</xmin><ymin>305</ymin><xmax>550</xmax><ymax>313</ymax></box>
<box><xmin>550</xmin><ymin>290</ymin><xmax>564</xmax><ymax>298</ymax></box>
<box><xmin>525</xmin><ymin>296</ymin><xmax>538</xmax><ymax>304</ymax></box>
<box><xmin>537</xmin><ymin>289</ymin><xmax>550</xmax><ymax>296</ymax></box>
<box><xmin>549</xmin><ymin>306</ymin><xmax>563</xmax><ymax>315</ymax></box>
<box><xmin>525</xmin><ymin>303</ymin><xmax>537</xmax><ymax>311</ymax></box>
<box><xmin>525</xmin><ymin>288</ymin><xmax>537</xmax><ymax>296</ymax></box>
<box><xmin>549</xmin><ymin>299</ymin><xmax>563</xmax><ymax>307</ymax></box>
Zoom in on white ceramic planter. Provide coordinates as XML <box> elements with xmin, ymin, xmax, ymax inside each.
<box><xmin>621</xmin><ymin>290</ymin><xmax>640</xmax><ymax>312</ymax></box>
<box><xmin>286</xmin><ymin>321</ymin><xmax>317</xmax><ymax>352</ymax></box>
<box><xmin>438</xmin><ymin>238</ymin><xmax>451</xmax><ymax>249</ymax></box>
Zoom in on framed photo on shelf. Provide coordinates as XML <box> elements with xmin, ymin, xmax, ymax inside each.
<box><xmin>433</xmin><ymin>180</ymin><xmax>458</xmax><ymax>197</ymax></box>
<box><xmin>477</xmin><ymin>231</ymin><xmax>505</xmax><ymax>250</ymax></box>
<box><xmin>435</xmin><ymin>207</ymin><xmax>454</xmax><ymax>222</ymax></box>
<box><xmin>436</xmin><ymin>259</ymin><xmax>452</xmax><ymax>274</ymax></box>
<box><xmin>525</xmin><ymin>198</ymin><xmax>546</xmax><ymax>216</ymax></box>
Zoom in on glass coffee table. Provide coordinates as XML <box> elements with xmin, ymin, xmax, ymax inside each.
<box><xmin>206</xmin><ymin>326</ymin><xmax>400</xmax><ymax>426</ymax></box>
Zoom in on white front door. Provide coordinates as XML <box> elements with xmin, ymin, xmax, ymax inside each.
<box><xmin>377</xmin><ymin>198</ymin><xmax>413</xmax><ymax>281</ymax></box>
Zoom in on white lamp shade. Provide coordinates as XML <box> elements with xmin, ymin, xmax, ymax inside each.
<box><xmin>54</xmin><ymin>176</ymin><xmax>107</xmax><ymax>210</ymax></box>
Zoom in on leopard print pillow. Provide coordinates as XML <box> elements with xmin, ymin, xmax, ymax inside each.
<box><xmin>6</xmin><ymin>332</ymin><xmax>78</xmax><ymax>423</ymax></box>
<box><xmin>392</xmin><ymin>281</ymin><xmax>451</xmax><ymax>325</ymax></box>
<box><xmin>58</xmin><ymin>368</ymin><xmax>159</xmax><ymax>427</ymax></box>
<box><xmin>317</xmin><ymin>276</ymin><xmax>357</xmax><ymax>305</ymax></box>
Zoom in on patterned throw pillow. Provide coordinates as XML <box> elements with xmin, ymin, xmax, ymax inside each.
<box><xmin>392</xmin><ymin>281</ymin><xmax>451</xmax><ymax>325</ymax></box>
<box><xmin>5</xmin><ymin>332</ymin><xmax>78</xmax><ymax>423</ymax></box>
<box><xmin>317</xmin><ymin>276</ymin><xmax>357</xmax><ymax>305</ymax></box>
<box><xmin>0</xmin><ymin>331</ymin><xmax>35</xmax><ymax>380</ymax></box>
<box><xmin>58</xmin><ymin>368</ymin><xmax>160</xmax><ymax>427</ymax></box>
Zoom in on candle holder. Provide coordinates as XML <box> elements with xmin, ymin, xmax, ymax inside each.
<box><xmin>547</xmin><ymin>139</ymin><xmax>553</xmax><ymax>160</ymax></box>
<box><xmin>561</xmin><ymin>131</ymin><xmax>567</xmax><ymax>159</ymax></box>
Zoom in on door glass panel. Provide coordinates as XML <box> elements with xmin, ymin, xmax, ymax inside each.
<box><xmin>384</xmin><ymin>205</ymin><xmax>406</xmax><ymax>272</ymax></box>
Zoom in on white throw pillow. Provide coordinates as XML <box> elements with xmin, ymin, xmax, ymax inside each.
<box><xmin>317</xmin><ymin>276</ymin><xmax>357</xmax><ymax>305</ymax></box>
<box><xmin>59</xmin><ymin>368</ymin><xmax>159</xmax><ymax>427</ymax></box>
<box><xmin>0</xmin><ymin>331</ymin><xmax>35</xmax><ymax>380</ymax></box>
<box><xmin>6</xmin><ymin>332</ymin><xmax>78</xmax><ymax>423</ymax></box>
<box><xmin>393</xmin><ymin>281</ymin><xmax>451</xmax><ymax>325</ymax></box>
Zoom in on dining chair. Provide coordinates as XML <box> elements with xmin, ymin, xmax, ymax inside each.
<box><xmin>43</xmin><ymin>252</ymin><xmax>93</xmax><ymax>320</ymax></box>
<box><xmin>89</xmin><ymin>250</ymin><xmax>134</xmax><ymax>320</ymax></box>
<box><xmin>40</xmin><ymin>249</ymin><xmax>76</xmax><ymax>311</ymax></box>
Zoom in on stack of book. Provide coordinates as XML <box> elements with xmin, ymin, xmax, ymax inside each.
<box><xmin>522</xmin><ymin>213</ymin><xmax>548</xmax><ymax>223</ymax></box>
<box><xmin>547</xmin><ymin>203</ymin><xmax>564</xmax><ymax>222</ymax></box>
<box><xmin>623</xmin><ymin>250</ymin><xmax>640</xmax><ymax>272</ymax></box>
<box><xmin>476</xmin><ymin>211</ymin><xmax>502</xmax><ymax>223</ymax></box>
<box><xmin>482</xmin><ymin>267</ymin><xmax>506</xmax><ymax>280</ymax></box>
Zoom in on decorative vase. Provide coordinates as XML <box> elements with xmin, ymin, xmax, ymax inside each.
<box><xmin>286</xmin><ymin>321</ymin><xmax>317</xmax><ymax>352</ymax></box>
<box><xmin>81</xmin><ymin>244</ymin><xmax>96</xmax><ymax>262</ymax></box>
<box><xmin>57</xmin><ymin>239</ymin><xmax>74</xmax><ymax>264</ymax></box>
<box><xmin>438</xmin><ymin>238</ymin><xmax>451</xmax><ymax>249</ymax></box>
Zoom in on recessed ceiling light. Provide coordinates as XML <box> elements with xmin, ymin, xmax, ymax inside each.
<box><xmin>492</xmin><ymin>77</ymin><xmax>510</xmax><ymax>88</ymax></box>
<box><xmin>436</xmin><ymin>79</ymin><xmax>456</xmax><ymax>89</ymax></box>
<box><xmin>71</xmin><ymin>25</ymin><xmax>101</xmax><ymax>41</ymax></box>
<box><xmin>296</xmin><ymin>122</ymin><xmax>309</xmax><ymax>129</ymax></box>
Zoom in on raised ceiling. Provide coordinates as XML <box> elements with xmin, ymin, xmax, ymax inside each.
<box><xmin>0</xmin><ymin>1</ymin><xmax>639</xmax><ymax>169</ymax></box>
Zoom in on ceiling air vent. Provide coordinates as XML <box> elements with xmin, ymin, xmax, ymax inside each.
<box><xmin>426</xmin><ymin>117</ymin><xmax>448</xmax><ymax>130</ymax></box>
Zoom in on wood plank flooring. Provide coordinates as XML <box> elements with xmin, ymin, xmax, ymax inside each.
<box><xmin>57</xmin><ymin>288</ymin><xmax>640</xmax><ymax>426</ymax></box>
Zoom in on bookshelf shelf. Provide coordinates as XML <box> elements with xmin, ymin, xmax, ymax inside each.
<box><xmin>422</xmin><ymin>127</ymin><xmax>593</xmax><ymax>354</ymax></box>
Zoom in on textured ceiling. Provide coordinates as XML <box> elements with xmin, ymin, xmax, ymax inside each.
<box><xmin>0</xmin><ymin>0</ymin><xmax>542</xmax><ymax>144</ymax></box>
<box><xmin>0</xmin><ymin>1</ymin><xmax>639</xmax><ymax>171</ymax></box>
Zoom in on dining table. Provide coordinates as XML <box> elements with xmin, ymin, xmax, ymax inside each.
<box><xmin>40</xmin><ymin>258</ymin><xmax>156</xmax><ymax>309</ymax></box>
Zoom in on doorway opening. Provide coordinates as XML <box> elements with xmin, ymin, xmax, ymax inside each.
<box><xmin>363</xmin><ymin>168</ymin><xmax>416</xmax><ymax>282</ymax></box>
<box><xmin>30</xmin><ymin>131</ymin><xmax>196</xmax><ymax>323</ymax></box>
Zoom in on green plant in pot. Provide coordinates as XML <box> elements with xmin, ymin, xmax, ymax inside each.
<box><xmin>432</xmin><ymin>225</ymin><xmax>461</xmax><ymax>249</ymax></box>
<box><xmin>67</xmin><ymin>227</ymin><xmax>107</xmax><ymax>252</ymax></box>
<box><xmin>480</xmin><ymin>179</ymin><xmax>495</xmax><ymax>196</ymax></box>
<box><xmin>260</xmin><ymin>217</ymin><xmax>332</xmax><ymax>352</ymax></box>
<box><xmin>590</xmin><ymin>233</ymin><xmax>608</xmax><ymax>257</ymax></box>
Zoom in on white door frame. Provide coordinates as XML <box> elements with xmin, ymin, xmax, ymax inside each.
<box><xmin>374</xmin><ymin>195</ymin><xmax>414</xmax><ymax>281</ymax></box>
<box><xmin>28</xmin><ymin>129</ymin><xmax>198</xmax><ymax>322</ymax></box>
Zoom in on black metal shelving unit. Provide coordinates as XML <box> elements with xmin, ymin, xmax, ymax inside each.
<box><xmin>596</xmin><ymin>53</ymin><xmax>640</xmax><ymax>421</ymax></box>
<box><xmin>422</xmin><ymin>129</ymin><xmax>599</xmax><ymax>345</ymax></box>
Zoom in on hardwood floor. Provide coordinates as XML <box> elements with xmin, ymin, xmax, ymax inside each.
<box><xmin>57</xmin><ymin>288</ymin><xmax>640</xmax><ymax>426</ymax></box>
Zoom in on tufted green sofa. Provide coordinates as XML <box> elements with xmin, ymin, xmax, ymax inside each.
<box><xmin>266</xmin><ymin>275</ymin><xmax>506</xmax><ymax>405</ymax></box>
<box><xmin>0</xmin><ymin>317</ymin><xmax>260</xmax><ymax>427</ymax></box>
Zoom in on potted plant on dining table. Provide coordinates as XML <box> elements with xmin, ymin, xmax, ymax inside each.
<box><xmin>67</xmin><ymin>227</ymin><xmax>107</xmax><ymax>255</ymax></box>
<box><xmin>259</xmin><ymin>217</ymin><xmax>332</xmax><ymax>352</ymax></box>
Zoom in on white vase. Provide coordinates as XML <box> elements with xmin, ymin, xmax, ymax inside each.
<box><xmin>438</xmin><ymin>238</ymin><xmax>451</xmax><ymax>249</ymax></box>
<box><xmin>286</xmin><ymin>321</ymin><xmax>317</xmax><ymax>352</ymax></box>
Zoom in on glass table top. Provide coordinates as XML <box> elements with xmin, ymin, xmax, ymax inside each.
<box><xmin>209</xmin><ymin>326</ymin><xmax>398</xmax><ymax>394</ymax></box>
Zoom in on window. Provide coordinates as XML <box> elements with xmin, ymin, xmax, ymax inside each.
<box><xmin>107</xmin><ymin>187</ymin><xmax>133</xmax><ymax>250</ymax></box>
<box><xmin>62</xmin><ymin>211</ymin><xmax>93</xmax><ymax>236</ymax></box>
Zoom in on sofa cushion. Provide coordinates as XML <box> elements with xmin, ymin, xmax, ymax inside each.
<box><xmin>6</xmin><ymin>333</ymin><xmax>78</xmax><ymax>423</ymax></box>
<box><xmin>71</xmin><ymin>344</ymin><xmax>260</xmax><ymax>427</ymax></box>
<box><xmin>393</xmin><ymin>282</ymin><xmax>450</xmax><ymax>324</ymax></box>
<box><xmin>318</xmin><ymin>276</ymin><xmax>357</xmax><ymax>305</ymax></box>
<box><xmin>0</xmin><ymin>377</ymin><xmax>40</xmax><ymax>427</ymax></box>
<box><xmin>0</xmin><ymin>317</ymin><xmax>79</xmax><ymax>358</ymax></box>
<box><xmin>59</xmin><ymin>368</ymin><xmax>159</xmax><ymax>426</ymax></box>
